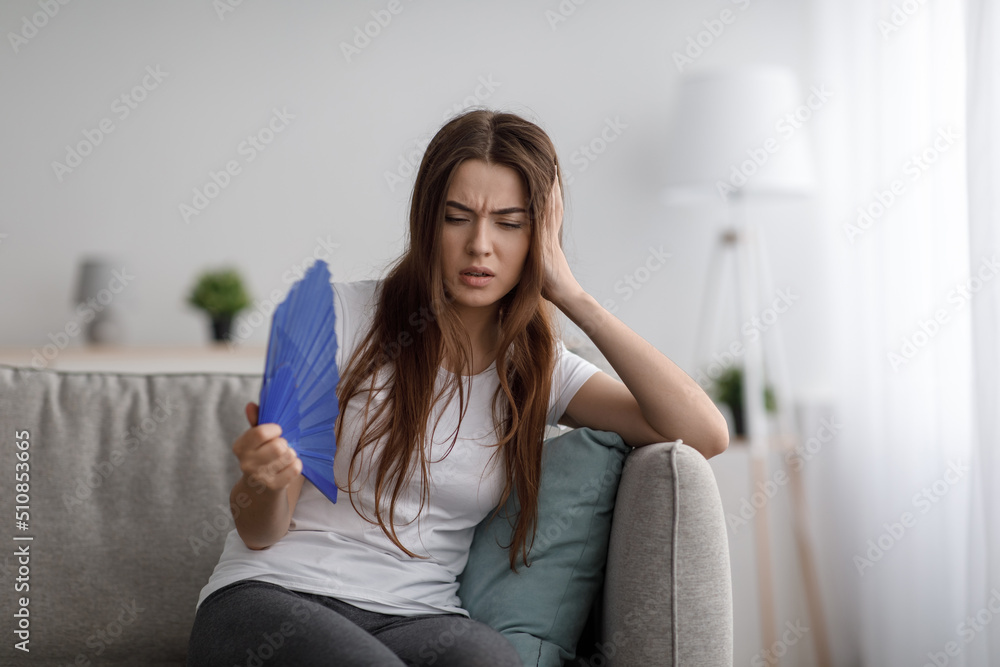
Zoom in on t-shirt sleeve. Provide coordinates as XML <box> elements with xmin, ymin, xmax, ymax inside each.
<box><xmin>546</xmin><ymin>340</ymin><xmax>603</xmax><ymax>428</ymax></box>
<box><xmin>331</xmin><ymin>278</ymin><xmax>381</xmax><ymax>372</ymax></box>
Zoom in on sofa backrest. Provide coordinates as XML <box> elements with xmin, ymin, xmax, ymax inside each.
<box><xmin>0</xmin><ymin>365</ymin><xmax>258</xmax><ymax>665</ymax></box>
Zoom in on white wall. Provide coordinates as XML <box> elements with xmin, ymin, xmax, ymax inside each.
<box><xmin>0</xmin><ymin>0</ymin><xmax>826</xmax><ymax>383</ymax></box>
<box><xmin>0</xmin><ymin>0</ymin><xmax>839</xmax><ymax>664</ymax></box>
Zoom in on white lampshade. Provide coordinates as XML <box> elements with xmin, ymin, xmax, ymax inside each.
<box><xmin>663</xmin><ymin>65</ymin><xmax>817</xmax><ymax>203</ymax></box>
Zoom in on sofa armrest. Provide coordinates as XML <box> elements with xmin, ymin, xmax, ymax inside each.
<box><xmin>602</xmin><ymin>440</ymin><xmax>733</xmax><ymax>666</ymax></box>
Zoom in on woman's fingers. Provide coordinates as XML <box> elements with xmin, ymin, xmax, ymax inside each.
<box><xmin>232</xmin><ymin>422</ymin><xmax>282</xmax><ymax>458</ymax></box>
<box><xmin>232</xmin><ymin>402</ymin><xmax>300</xmax><ymax>491</ymax></box>
<box><xmin>238</xmin><ymin>435</ymin><xmax>300</xmax><ymax>491</ymax></box>
<box><xmin>269</xmin><ymin>450</ymin><xmax>303</xmax><ymax>488</ymax></box>
<box><xmin>246</xmin><ymin>401</ymin><xmax>259</xmax><ymax>427</ymax></box>
<box><xmin>549</xmin><ymin>174</ymin><xmax>563</xmax><ymax>233</ymax></box>
<box><xmin>253</xmin><ymin>439</ymin><xmax>299</xmax><ymax>481</ymax></box>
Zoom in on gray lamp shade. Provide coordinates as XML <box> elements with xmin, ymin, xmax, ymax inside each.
<box><xmin>663</xmin><ymin>65</ymin><xmax>818</xmax><ymax>202</ymax></box>
<box><xmin>74</xmin><ymin>258</ymin><xmax>121</xmax><ymax>305</ymax></box>
<box><xmin>73</xmin><ymin>257</ymin><xmax>128</xmax><ymax>345</ymax></box>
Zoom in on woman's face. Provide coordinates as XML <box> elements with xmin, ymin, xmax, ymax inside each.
<box><xmin>440</xmin><ymin>159</ymin><xmax>531</xmax><ymax>318</ymax></box>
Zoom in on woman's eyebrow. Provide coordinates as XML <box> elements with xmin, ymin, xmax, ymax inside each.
<box><xmin>446</xmin><ymin>200</ymin><xmax>527</xmax><ymax>216</ymax></box>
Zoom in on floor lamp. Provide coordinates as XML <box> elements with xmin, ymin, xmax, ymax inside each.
<box><xmin>663</xmin><ymin>66</ymin><xmax>831</xmax><ymax>667</ymax></box>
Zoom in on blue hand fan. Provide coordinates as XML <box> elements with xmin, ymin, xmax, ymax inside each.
<box><xmin>258</xmin><ymin>259</ymin><xmax>340</xmax><ymax>504</ymax></box>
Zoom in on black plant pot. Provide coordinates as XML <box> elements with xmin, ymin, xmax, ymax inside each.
<box><xmin>731</xmin><ymin>403</ymin><xmax>746</xmax><ymax>438</ymax></box>
<box><xmin>211</xmin><ymin>314</ymin><xmax>233</xmax><ymax>342</ymax></box>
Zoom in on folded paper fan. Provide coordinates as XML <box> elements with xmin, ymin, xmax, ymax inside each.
<box><xmin>258</xmin><ymin>259</ymin><xmax>340</xmax><ymax>504</ymax></box>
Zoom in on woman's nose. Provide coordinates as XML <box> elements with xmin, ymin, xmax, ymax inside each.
<box><xmin>466</xmin><ymin>219</ymin><xmax>492</xmax><ymax>256</ymax></box>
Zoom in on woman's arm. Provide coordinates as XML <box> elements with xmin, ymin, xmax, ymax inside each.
<box><xmin>553</xmin><ymin>291</ymin><xmax>729</xmax><ymax>458</ymax></box>
<box><xmin>231</xmin><ymin>472</ymin><xmax>304</xmax><ymax>550</ymax></box>
<box><xmin>230</xmin><ymin>402</ymin><xmax>307</xmax><ymax>549</ymax></box>
<box><xmin>540</xmin><ymin>177</ymin><xmax>729</xmax><ymax>459</ymax></box>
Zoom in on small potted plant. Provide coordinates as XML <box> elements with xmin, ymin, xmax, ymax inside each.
<box><xmin>187</xmin><ymin>267</ymin><xmax>251</xmax><ymax>342</ymax></box>
<box><xmin>710</xmin><ymin>365</ymin><xmax>777</xmax><ymax>438</ymax></box>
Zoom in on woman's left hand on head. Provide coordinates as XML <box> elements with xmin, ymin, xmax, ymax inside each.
<box><xmin>540</xmin><ymin>174</ymin><xmax>583</xmax><ymax>307</ymax></box>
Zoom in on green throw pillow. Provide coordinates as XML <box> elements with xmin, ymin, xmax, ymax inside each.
<box><xmin>456</xmin><ymin>427</ymin><xmax>631</xmax><ymax>667</ymax></box>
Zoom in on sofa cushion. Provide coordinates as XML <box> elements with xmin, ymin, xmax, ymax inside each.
<box><xmin>456</xmin><ymin>427</ymin><xmax>630</xmax><ymax>667</ymax></box>
<box><xmin>0</xmin><ymin>366</ymin><xmax>257</xmax><ymax>665</ymax></box>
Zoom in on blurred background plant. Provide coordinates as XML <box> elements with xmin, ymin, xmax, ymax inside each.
<box><xmin>711</xmin><ymin>365</ymin><xmax>777</xmax><ymax>437</ymax></box>
<box><xmin>187</xmin><ymin>267</ymin><xmax>250</xmax><ymax>342</ymax></box>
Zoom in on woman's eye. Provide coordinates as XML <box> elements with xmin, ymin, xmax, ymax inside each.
<box><xmin>499</xmin><ymin>222</ymin><xmax>524</xmax><ymax>229</ymax></box>
<box><xmin>445</xmin><ymin>217</ymin><xmax>466</xmax><ymax>223</ymax></box>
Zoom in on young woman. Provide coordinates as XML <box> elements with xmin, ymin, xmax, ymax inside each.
<box><xmin>186</xmin><ymin>109</ymin><xmax>728</xmax><ymax>667</ymax></box>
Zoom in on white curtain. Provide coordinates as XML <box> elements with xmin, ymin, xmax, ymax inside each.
<box><xmin>808</xmin><ymin>0</ymin><xmax>999</xmax><ymax>664</ymax></box>
<box><xmin>965</xmin><ymin>0</ymin><xmax>1000</xmax><ymax>663</ymax></box>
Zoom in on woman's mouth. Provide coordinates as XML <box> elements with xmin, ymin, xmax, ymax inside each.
<box><xmin>459</xmin><ymin>267</ymin><xmax>494</xmax><ymax>287</ymax></box>
<box><xmin>460</xmin><ymin>272</ymin><xmax>494</xmax><ymax>287</ymax></box>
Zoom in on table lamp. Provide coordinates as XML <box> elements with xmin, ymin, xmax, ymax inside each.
<box><xmin>74</xmin><ymin>256</ymin><xmax>126</xmax><ymax>346</ymax></box>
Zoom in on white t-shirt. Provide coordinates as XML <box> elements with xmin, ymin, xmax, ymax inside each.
<box><xmin>195</xmin><ymin>278</ymin><xmax>602</xmax><ymax>617</ymax></box>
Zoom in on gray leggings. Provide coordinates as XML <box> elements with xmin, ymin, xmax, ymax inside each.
<box><xmin>186</xmin><ymin>579</ymin><xmax>522</xmax><ymax>667</ymax></box>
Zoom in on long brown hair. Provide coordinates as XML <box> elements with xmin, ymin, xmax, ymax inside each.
<box><xmin>335</xmin><ymin>109</ymin><xmax>564</xmax><ymax>572</ymax></box>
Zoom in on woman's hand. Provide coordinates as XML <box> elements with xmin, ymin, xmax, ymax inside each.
<box><xmin>534</xmin><ymin>173</ymin><xmax>730</xmax><ymax>458</ymax></box>
<box><xmin>229</xmin><ymin>402</ymin><xmax>303</xmax><ymax>550</ymax></box>
<box><xmin>540</xmin><ymin>174</ymin><xmax>584</xmax><ymax>307</ymax></box>
<box><xmin>233</xmin><ymin>402</ymin><xmax>302</xmax><ymax>494</ymax></box>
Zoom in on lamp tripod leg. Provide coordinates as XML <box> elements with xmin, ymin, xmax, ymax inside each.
<box><xmin>786</xmin><ymin>454</ymin><xmax>832</xmax><ymax>667</ymax></box>
<box><xmin>751</xmin><ymin>456</ymin><xmax>780</xmax><ymax>665</ymax></box>
<box><xmin>753</xmin><ymin>225</ymin><xmax>832</xmax><ymax>667</ymax></box>
<box><xmin>733</xmin><ymin>218</ymin><xmax>780</xmax><ymax>665</ymax></box>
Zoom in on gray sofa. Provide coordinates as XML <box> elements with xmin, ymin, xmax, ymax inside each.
<box><xmin>0</xmin><ymin>365</ymin><xmax>732</xmax><ymax>666</ymax></box>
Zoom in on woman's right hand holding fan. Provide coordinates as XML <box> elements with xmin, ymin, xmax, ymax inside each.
<box><xmin>229</xmin><ymin>401</ymin><xmax>306</xmax><ymax>550</ymax></box>
<box><xmin>233</xmin><ymin>401</ymin><xmax>302</xmax><ymax>492</ymax></box>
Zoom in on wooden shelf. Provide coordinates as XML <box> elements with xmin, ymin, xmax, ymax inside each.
<box><xmin>0</xmin><ymin>344</ymin><xmax>268</xmax><ymax>374</ymax></box>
